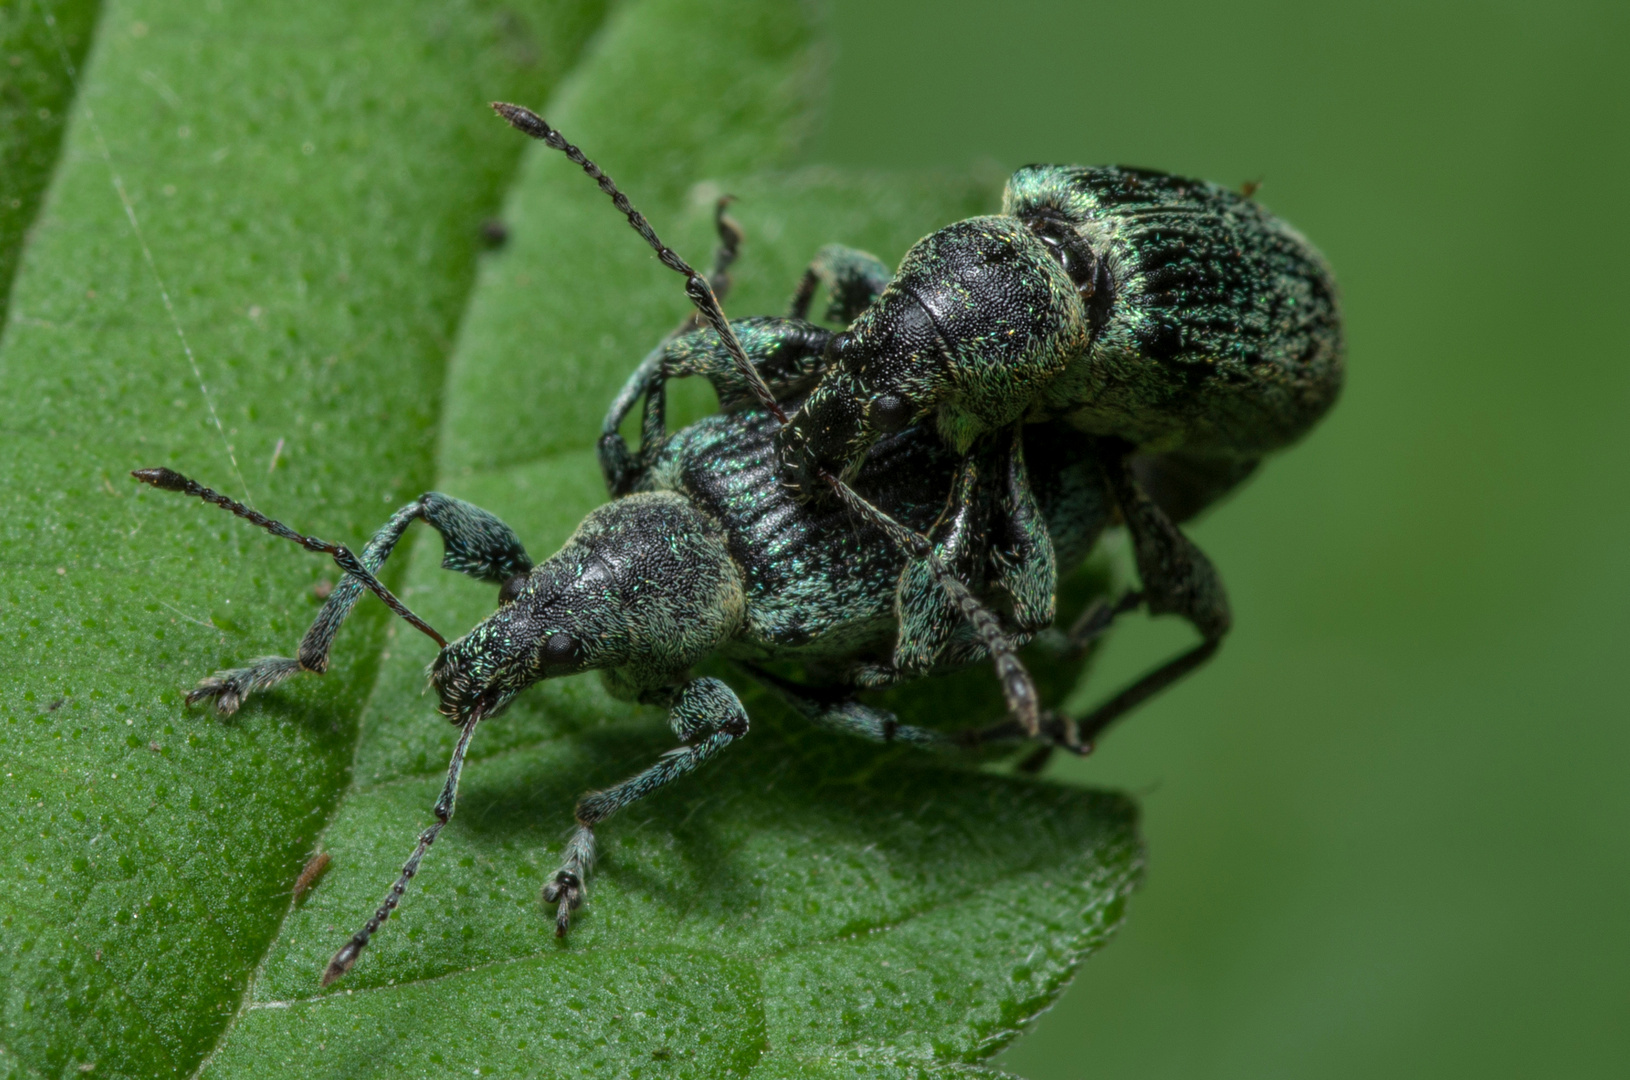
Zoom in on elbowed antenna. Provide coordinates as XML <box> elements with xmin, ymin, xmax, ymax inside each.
<box><xmin>323</xmin><ymin>708</ymin><xmax>482</xmax><ymax>985</ymax></box>
<box><xmin>489</xmin><ymin>102</ymin><xmax>786</xmax><ymax>425</ymax></box>
<box><xmin>131</xmin><ymin>467</ymin><xmax>447</xmax><ymax>649</ymax></box>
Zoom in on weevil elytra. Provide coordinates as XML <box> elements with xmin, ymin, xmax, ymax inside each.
<box><xmin>136</xmin><ymin>399</ymin><xmax>1117</xmax><ymax>982</ymax></box>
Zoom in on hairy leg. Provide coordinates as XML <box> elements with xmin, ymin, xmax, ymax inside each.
<box><xmin>188</xmin><ymin>493</ymin><xmax>531</xmax><ymax>714</ymax></box>
<box><xmin>787</xmin><ymin>243</ymin><xmax>893</xmax><ymax>324</ymax></box>
<box><xmin>544</xmin><ymin>677</ymin><xmax>750</xmax><ymax>937</ymax></box>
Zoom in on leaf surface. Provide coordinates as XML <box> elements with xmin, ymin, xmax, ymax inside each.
<box><xmin>0</xmin><ymin>2</ymin><xmax>1140</xmax><ymax>1077</ymax></box>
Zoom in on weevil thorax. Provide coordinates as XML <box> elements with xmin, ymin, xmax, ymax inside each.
<box><xmin>1001</xmin><ymin>164</ymin><xmax>1345</xmax><ymax>454</ymax></box>
<box><xmin>429</xmin><ymin>491</ymin><xmax>744</xmax><ymax>721</ymax></box>
<box><xmin>780</xmin><ymin>216</ymin><xmax>1088</xmax><ymax>485</ymax></box>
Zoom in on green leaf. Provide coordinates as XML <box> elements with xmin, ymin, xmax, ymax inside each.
<box><xmin>0</xmin><ymin>1</ymin><xmax>1140</xmax><ymax>1077</ymax></box>
<box><xmin>0</xmin><ymin>0</ymin><xmax>99</xmax><ymax>329</ymax></box>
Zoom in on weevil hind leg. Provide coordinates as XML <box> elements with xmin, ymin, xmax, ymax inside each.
<box><xmin>742</xmin><ymin>663</ymin><xmax>952</xmax><ymax>749</ymax></box>
<box><xmin>1098</xmin><ymin>437</ymin><xmax>1231</xmax><ymax>643</ymax></box>
<box><xmin>985</xmin><ymin>438</ymin><xmax>1235</xmax><ymax>769</ymax></box>
<box><xmin>545</xmin><ymin>677</ymin><xmax>750</xmax><ymax>938</ymax></box>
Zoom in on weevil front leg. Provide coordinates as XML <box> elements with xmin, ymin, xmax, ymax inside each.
<box><xmin>891</xmin><ymin>443</ymin><xmax>998</xmax><ymax>676</ymax></box>
<box><xmin>788</xmin><ymin>244</ymin><xmax>894</xmax><ymax>324</ymax></box>
<box><xmin>189</xmin><ymin>493</ymin><xmax>532</xmax><ymax>715</ymax></box>
<box><xmin>599</xmin><ymin>317</ymin><xmax>834</xmax><ymax>495</ymax></box>
<box><xmin>545</xmin><ymin>676</ymin><xmax>749</xmax><ymax>936</ymax></box>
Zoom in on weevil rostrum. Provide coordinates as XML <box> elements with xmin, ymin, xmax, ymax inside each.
<box><xmin>136</xmin><ymin>104</ymin><xmax>1341</xmax><ymax>984</ymax></box>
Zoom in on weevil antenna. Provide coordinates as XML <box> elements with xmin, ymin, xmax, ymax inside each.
<box><xmin>323</xmin><ymin>708</ymin><xmax>482</xmax><ymax>985</ymax></box>
<box><xmin>490</xmin><ymin>102</ymin><xmax>787</xmax><ymax>426</ymax></box>
<box><xmin>131</xmin><ymin>467</ymin><xmax>448</xmax><ymax>649</ymax></box>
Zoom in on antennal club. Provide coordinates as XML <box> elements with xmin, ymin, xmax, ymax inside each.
<box><xmin>131</xmin><ymin>467</ymin><xmax>447</xmax><ymax>649</ymax></box>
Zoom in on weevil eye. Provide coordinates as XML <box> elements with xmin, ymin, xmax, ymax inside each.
<box><xmin>869</xmin><ymin>393</ymin><xmax>914</xmax><ymax>433</ymax></box>
<box><xmin>543</xmin><ymin>632</ymin><xmax>579</xmax><ymax>664</ymax></box>
<box><xmin>498</xmin><ymin>573</ymin><xmax>529</xmax><ymax>605</ymax></box>
<box><xmin>824</xmin><ymin>331</ymin><xmax>850</xmax><ymax>361</ymax></box>
<box><xmin>1024</xmin><ymin>216</ymin><xmax>1098</xmax><ymax>298</ymax></box>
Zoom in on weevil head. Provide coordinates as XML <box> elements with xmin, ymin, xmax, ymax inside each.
<box><xmin>429</xmin><ymin>492</ymin><xmax>744</xmax><ymax>722</ymax></box>
<box><xmin>777</xmin><ymin>215</ymin><xmax>1090</xmax><ymax>493</ymax></box>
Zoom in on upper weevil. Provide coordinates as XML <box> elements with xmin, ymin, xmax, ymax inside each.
<box><xmin>497</xmin><ymin>99</ymin><xmax>1344</xmax><ymax>742</ymax></box>
<box><xmin>773</xmin><ymin>166</ymin><xmax>1343</xmax><ymax>726</ymax></box>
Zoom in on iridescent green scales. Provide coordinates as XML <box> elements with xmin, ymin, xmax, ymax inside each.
<box><xmin>1003</xmin><ymin>164</ymin><xmax>1343</xmax><ymax>456</ymax></box>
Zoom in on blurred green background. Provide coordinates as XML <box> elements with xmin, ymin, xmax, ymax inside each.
<box><xmin>814</xmin><ymin>1</ymin><xmax>1629</xmax><ymax>1076</ymax></box>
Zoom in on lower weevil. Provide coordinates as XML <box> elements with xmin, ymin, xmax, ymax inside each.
<box><xmin>135</xmin><ymin>396</ymin><xmax>1117</xmax><ymax>984</ymax></box>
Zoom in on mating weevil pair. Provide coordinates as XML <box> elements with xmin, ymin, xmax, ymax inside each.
<box><xmin>135</xmin><ymin>102</ymin><xmax>1341</xmax><ymax>985</ymax></box>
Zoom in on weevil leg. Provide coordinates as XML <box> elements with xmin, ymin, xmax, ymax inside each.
<box><xmin>545</xmin><ymin>677</ymin><xmax>749</xmax><ymax>937</ymax></box>
<box><xmin>787</xmin><ymin>243</ymin><xmax>893</xmax><ymax>324</ymax></box>
<box><xmin>982</xmin><ymin>438</ymin><xmax>1232</xmax><ymax>769</ymax></box>
<box><xmin>1098</xmin><ymin>437</ymin><xmax>1231</xmax><ymax>643</ymax></box>
<box><xmin>599</xmin><ymin>316</ymin><xmax>834</xmax><ymax>496</ymax></box>
<box><xmin>893</xmin><ymin>440</ymin><xmax>999</xmax><ymax>675</ymax></box>
<box><xmin>1058</xmin><ymin>588</ymin><xmax>1145</xmax><ymax>657</ymax></box>
<box><xmin>188</xmin><ymin>494</ymin><xmax>532</xmax><ymax>715</ymax></box>
<box><xmin>1131</xmin><ymin>449</ymin><xmax>1261</xmax><ymax>526</ymax></box>
<box><xmin>741</xmin><ymin>663</ymin><xmax>951</xmax><ymax>749</ymax></box>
